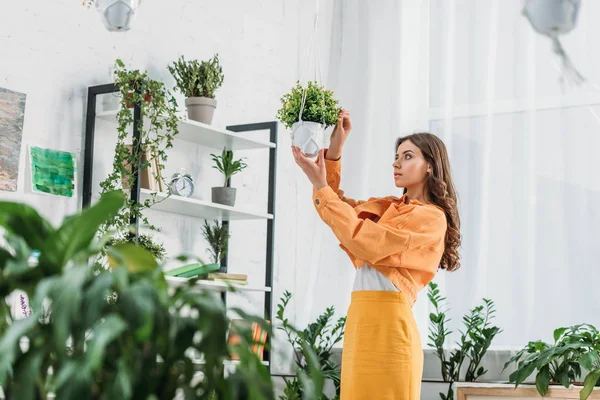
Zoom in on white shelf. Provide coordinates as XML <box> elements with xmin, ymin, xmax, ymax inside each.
<box><xmin>96</xmin><ymin>110</ymin><xmax>276</xmax><ymax>151</ymax></box>
<box><xmin>165</xmin><ymin>276</ymin><xmax>271</xmax><ymax>293</ymax></box>
<box><xmin>141</xmin><ymin>189</ymin><xmax>272</xmax><ymax>221</ymax></box>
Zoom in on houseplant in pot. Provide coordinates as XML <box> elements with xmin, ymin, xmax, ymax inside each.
<box><xmin>168</xmin><ymin>54</ymin><xmax>224</xmax><ymax>124</ymax></box>
<box><xmin>0</xmin><ymin>191</ymin><xmax>329</xmax><ymax>399</ymax></box>
<box><xmin>210</xmin><ymin>147</ymin><xmax>247</xmax><ymax>207</ymax></box>
<box><xmin>277</xmin><ymin>290</ymin><xmax>346</xmax><ymax>400</ymax></box>
<box><xmin>504</xmin><ymin>324</ymin><xmax>600</xmax><ymax>400</ymax></box>
<box><xmin>276</xmin><ymin>80</ymin><xmax>341</xmax><ymax>157</ymax></box>
<box><xmin>201</xmin><ymin>219</ymin><xmax>229</xmax><ymax>270</ymax></box>
<box><xmin>426</xmin><ymin>282</ymin><xmax>502</xmax><ymax>400</ymax></box>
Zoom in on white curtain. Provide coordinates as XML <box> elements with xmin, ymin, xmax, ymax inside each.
<box><xmin>325</xmin><ymin>0</ymin><xmax>600</xmax><ymax>354</ymax></box>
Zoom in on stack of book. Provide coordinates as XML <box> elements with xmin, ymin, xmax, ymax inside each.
<box><xmin>204</xmin><ymin>272</ymin><xmax>248</xmax><ymax>286</ymax></box>
<box><xmin>227</xmin><ymin>319</ymin><xmax>269</xmax><ymax>361</ymax></box>
<box><xmin>163</xmin><ymin>263</ymin><xmax>220</xmax><ymax>278</ymax></box>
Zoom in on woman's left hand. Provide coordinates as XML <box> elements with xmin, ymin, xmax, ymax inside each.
<box><xmin>292</xmin><ymin>146</ymin><xmax>327</xmax><ymax>190</ymax></box>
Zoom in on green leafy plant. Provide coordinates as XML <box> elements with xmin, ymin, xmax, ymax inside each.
<box><xmin>276</xmin><ymin>81</ymin><xmax>341</xmax><ymax>130</ymax></box>
<box><xmin>0</xmin><ymin>191</ymin><xmax>327</xmax><ymax>399</ymax></box>
<box><xmin>210</xmin><ymin>148</ymin><xmax>247</xmax><ymax>187</ymax></box>
<box><xmin>98</xmin><ymin>59</ymin><xmax>180</xmax><ymax>255</ymax></box>
<box><xmin>168</xmin><ymin>54</ymin><xmax>224</xmax><ymax>99</ymax></box>
<box><xmin>201</xmin><ymin>220</ymin><xmax>229</xmax><ymax>264</ymax></box>
<box><xmin>277</xmin><ymin>290</ymin><xmax>346</xmax><ymax>400</ymax></box>
<box><xmin>504</xmin><ymin>324</ymin><xmax>600</xmax><ymax>400</ymax></box>
<box><xmin>427</xmin><ymin>282</ymin><xmax>502</xmax><ymax>400</ymax></box>
<box><xmin>105</xmin><ymin>233</ymin><xmax>166</xmax><ymax>262</ymax></box>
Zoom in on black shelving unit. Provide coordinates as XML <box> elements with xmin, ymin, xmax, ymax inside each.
<box><xmin>82</xmin><ymin>83</ymin><xmax>278</xmax><ymax>368</ymax></box>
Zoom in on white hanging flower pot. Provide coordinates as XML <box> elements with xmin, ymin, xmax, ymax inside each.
<box><xmin>523</xmin><ymin>0</ymin><xmax>580</xmax><ymax>36</ymax></box>
<box><xmin>291</xmin><ymin>120</ymin><xmax>325</xmax><ymax>158</ymax></box>
<box><xmin>522</xmin><ymin>0</ymin><xmax>584</xmax><ymax>84</ymax></box>
<box><xmin>95</xmin><ymin>0</ymin><xmax>142</xmax><ymax>32</ymax></box>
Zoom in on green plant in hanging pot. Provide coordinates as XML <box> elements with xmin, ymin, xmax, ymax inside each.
<box><xmin>97</xmin><ymin>59</ymin><xmax>180</xmax><ymax>264</ymax></box>
<box><xmin>210</xmin><ymin>147</ymin><xmax>247</xmax><ymax>207</ymax></box>
<box><xmin>504</xmin><ymin>324</ymin><xmax>600</xmax><ymax>400</ymax></box>
<box><xmin>168</xmin><ymin>54</ymin><xmax>224</xmax><ymax>125</ymax></box>
<box><xmin>276</xmin><ymin>80</ymin><xmax>341</xmax><ymax>158</ymax></box>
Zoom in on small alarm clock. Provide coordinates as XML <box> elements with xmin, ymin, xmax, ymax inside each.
<box><xmin>169</xmin><ymin>169</ymin><xmax>194</xmax><ymax>198</ymax></box>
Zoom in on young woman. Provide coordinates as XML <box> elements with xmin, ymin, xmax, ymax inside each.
<box><xmin>292</xmin><ymin>110</ymin><xmax>461</xmax><ymax>399</ymax></box>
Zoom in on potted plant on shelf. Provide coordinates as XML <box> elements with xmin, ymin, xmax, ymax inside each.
<box><xmin>97</xmin><ymin>59</ymin><xmax>180</xmax><ymax>265</ymax></box>
<box><xmin>201</xmin><ymin>219</ymin><xmax>229</xmax><ymax>267</ymax></box>
<box><xmin>504</xmin><ymin>324</ymin><xmax>600</xmax><ymax>400</ymax></box>
<box><xmin>426</xmin><ymin>282</ymin><xmax>502</xmax><ymax>400</ymax></box>
<box><xmin>0</xmin><ymin>191</ymin><xmax>328</xmax><ymax>399</ymax></box>
<box><xmin>167</xmin><ymin>54</ymin><xmax>224</xmax><ymax>124</ymax></box>
<box><xmin>210</xmin><ymin>147</ymin><xmax>247</xmax><ymax>207</ymax></box>
<box><xmin>276</xmin><ymin>80</ymin><xmax>341</xmax><ymax>157</ymax></box>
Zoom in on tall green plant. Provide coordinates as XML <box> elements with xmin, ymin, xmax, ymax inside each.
<box><xmin>168</xmin><ymin>54</ymin><xmax>224</xmax><ymax>99</ymax></box>
<box><xmin>98</xmin><ymin>59</ymin><xmax>180</xmax><ymax>257</ymax></box>
<box><xmin>427</xmin><ymin>282</ymin><xmax>502</xmax><ymax>400</ymax></box>
<box><xmin>276</xmin><ymin>81</ymin><xmax>341</xmax><ymax>129</ymax></box>
<box><xmin>0</xmin><ymin>192</ymin><xmax>327</xmax><ymax>399</ymax></box>
<box><xmin>211</xmin><ymin>148</ymin><xmax>247</xmax><ymax>187</ymax></box>
<box><xmin>201</xmin><ymin>220</ymin><xmax>229</xmax><ymax>264</ymax></box>
<box><xmin>277</xmin><ymin>290</ymin><xmax>345</xmax><ymax>400</ymax></box>
<box><xmin>504</xmin><ymin>324</ymin><xmax>600</xmax><ymax>400</ymax></box>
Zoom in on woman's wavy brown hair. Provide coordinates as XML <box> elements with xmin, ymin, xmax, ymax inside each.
<box><xmin>396</xmin><ymin>133</ymin><xmax>461</xmax><ymax>272</ymax></box>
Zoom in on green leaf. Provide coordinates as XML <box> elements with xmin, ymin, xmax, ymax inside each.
<box><xmin>85</xmin><ymin>314</ymin><xmax>127</xmax><ymax>371</ymax></box>
<box><xmin>0</xmin><ymin>201</ymin><xmax>54</xmax><ymax>250</ymax></box>
<box><xmin>581</xmin><ymin>370</ymin><xmax>600</xmax><ymax>400</ymax></box>
<box><xmin>579</xmin><ymin>352</ymin><xmax>600</xmax><ymax>372</ymax></box>
<box><xmin>12</xmin><ymin>348</ymin><xmax>45</xmax><ymax>400</ymax></box>
<box><xmin>554</xmin><ymin>328</ymin><xmax>567</xmax><ymax>342</ymax></box>
<box><xmin>107</xmin><ymin>242</ymin><xmax>158</xmax><ymax>272</ymax></box>
<box><xmin>536</xmin><ymin>365</ymin><xmax>551</xmax><ymax>396</ymax></box>
<box><xmin>39</xmin><ymin>190</ymin><xmax>125</xmax><ymax>272</ymax></box>
<box><xmin>107</xmin><ymin>358</ymin><xmax>133</xmax><ymax>399</ymax></box>
<box><xmin>557</xmin><ymin>367</ymin><xmax>571</xmax><ymax>388</ymax></box>
<box><xmin>509</xmin><ymin>362</ymin><xmax>537</xmax><ymax>386</ymax></box>
<box><xmin>0</xmin><ymin>315</ymin><xmax>39</xmax><ymax>385</ymax></box>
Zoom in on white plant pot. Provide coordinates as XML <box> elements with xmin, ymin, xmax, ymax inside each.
<box><xmin>291</xmin><ymin>121</ymin><xmax>325</xmax><ymax>158</ymax></box>
<box><xmin>523</xmin><ymin>0</ymin><xmax>580</xmax><ymax>36</ymax></box>
<box><xmin>96</xmin><ymin>0</ymin><xmax>142</xmax><ymax>32</ymax></box>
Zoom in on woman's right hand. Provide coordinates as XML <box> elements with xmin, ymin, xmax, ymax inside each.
<box><xmin>327</xmin><ymin>109</ymin><xmax>351</xmax><ymax>160</ymax></box>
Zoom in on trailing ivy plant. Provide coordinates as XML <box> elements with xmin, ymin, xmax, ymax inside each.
<box><xmin>98</xmin><ymin>59</ymin><xmax>180</xmax><ymax>260</ymax></box>
<box><xmin>427</xmin><ymin>282</ymin><xmax>502</xmax><ymax>400</ymax></box>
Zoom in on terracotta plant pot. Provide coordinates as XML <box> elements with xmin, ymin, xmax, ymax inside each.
<box><xmin>125</xmin><ymin>92</ymin><xmax>152</xmax><ymax>109</ymax></box>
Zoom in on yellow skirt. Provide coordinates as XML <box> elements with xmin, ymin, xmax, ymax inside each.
<box><xmin>341</xmin><ymin>291</ymin><xmax>423</xmax><ymax>400</ymax></box>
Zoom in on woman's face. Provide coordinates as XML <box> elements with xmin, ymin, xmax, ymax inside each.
<box><xmin>392</xmin><ymin>139</ymin><xmax>430</xmax><ymax>188</ymax></box>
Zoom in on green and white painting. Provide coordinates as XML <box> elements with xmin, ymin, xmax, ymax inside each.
<box><xmin>29</xmin><ymin>146</ymin><xmax>76</xmax><ymax>197</ymax></box>
<box><xmin>0</xmin><ymin>87</ymin><xmax>27</xmax><ymax>192</ymax></box>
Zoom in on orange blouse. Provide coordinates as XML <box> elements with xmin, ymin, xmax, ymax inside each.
<box><xmin>312</xmin><ymin>153</ymin><xmax>447</xmax><ymax>306</ymax></box>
